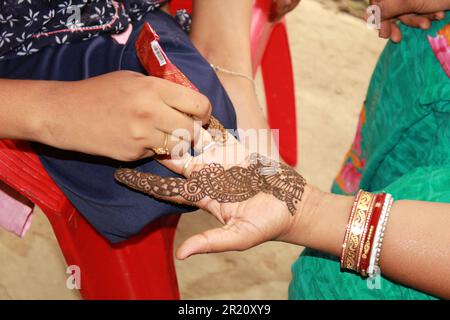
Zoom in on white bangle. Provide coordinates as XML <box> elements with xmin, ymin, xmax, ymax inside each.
<box><xmin>368</xmin><ymin>194</ymin><xmax>394</xmax><ymax>277</ymax></box>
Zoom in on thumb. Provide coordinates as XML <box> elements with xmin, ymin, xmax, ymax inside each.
<box><xmin>176</xmin><ymin>221</ymin><xmax>262</xmax><ymax>259</ymax></box>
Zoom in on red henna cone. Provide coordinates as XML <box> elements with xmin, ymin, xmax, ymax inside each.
<box><xmin>136</xmin><ymin>22</ymin><xmax>199</xmax><ymax>91</ymax></box>
<box><xmin>135</xmin><ymin>23</ymin><xmax>227</xmax><ymax>143</ymax></box>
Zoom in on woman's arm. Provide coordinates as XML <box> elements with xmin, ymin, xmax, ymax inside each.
<box><xmin>0</xmin><ymin>72</ymin><xmax>211</xmax><ymax>161</ymax></box>
<box><xmin>289</xmin><ymin>188</ymin><xmax>450</xmax><ymax>299</ymax></box>
<box><xmin>189</xmin><ymin>0</ymin><xmax>267</xmax><ymax>132</ymax></box>
<box><xmin>114</xmin><ymin>140</ymin><xmax>450</xmax><ymax>298</ymax></box>
<box><xmin>0</xmin><ymin>79</ymin><xmax>49</xmax><ymax>141</ymax></box>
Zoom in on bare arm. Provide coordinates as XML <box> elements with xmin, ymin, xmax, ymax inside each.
<box><xmin>0</xmin><ymin>72</ymin><xmax>212</xmax><ymax>161</ymax></box>
<box><xmin>291</xmin><ymin>188</ymin><xmax>450</xmax><ymax>299</ymax></box>
<box><xmin>0</xmin><ymin>79</ymin><xmax>50</xmax><ymax>141</ymax></box>
<box><xmin>189</xmin><ymin>0</ymin><xmax>268</xmax><ymax>132</ymax></box>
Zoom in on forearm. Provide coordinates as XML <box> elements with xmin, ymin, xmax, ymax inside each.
<box><xmin>289</xmin><ymin>186</ymin><xmax>450</xmax><ymax>298</ymax></box>
<box><xmin>190</xmin><ymin>0</ymin><xmax>253</xmax><ymax>76</ymax></box>
<box><xmin>0</xmin><ymin>79</ymin><xmax>53</xmax><ymax>141</ymax></box>
<box><xmin>190</xmin><ymin>0</ymin><xmax>270</xmax><ymax>132</ymax></box>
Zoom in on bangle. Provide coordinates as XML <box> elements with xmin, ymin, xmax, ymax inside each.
<box><xmin>355</xmin><ymin>192</ymin><xmax>379</xmax><ymax>272</ymax></box>
<box><xmin>359</xmin><ymin>193</ymin><xmax>386</xmax><ymax>276</ymax></box>
<box><xmin>341</xmin><ymin>190</ymin><xmax>376</xmax><ymax>271</ymax></box>
<box><xmin>210</xmin><ymin>63</ymin><xmax>256</xmax><ymax>87</ymax></box>
<box><xmin>368</xmin><ymin>194</ymin><xmax>394</xmax><ymax>277</ymax></box>
<box><xmin>341</xmin><ymin>190</ymin><xmax>394</xmax><ymax>278</ymax></box>
<box><xmin>340</xmin><ymin>190</ymin><xmax>362</xmax><ymax>268</ymax></box>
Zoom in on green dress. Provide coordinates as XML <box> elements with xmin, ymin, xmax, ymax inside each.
<box><xmin>289</xmin><ymin>16</ymin><xmax>450</xmax><ymax>300</ymax></box>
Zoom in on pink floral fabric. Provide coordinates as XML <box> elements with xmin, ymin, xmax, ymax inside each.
<box><xmin>333</xmin><ymin>106</ymin><xmax>367</xmax><ymax>194</ymax></box>
<box><xmin>428</xmin><ymin>24</ymin><xmax>450</xmax><ymax>78</ymax></box>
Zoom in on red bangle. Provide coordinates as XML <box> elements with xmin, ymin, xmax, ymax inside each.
<box><xmin>355</xmin><ymin>192</ymin><xmax>378</xmax><ymax>272</ymax></box>
<box><xmin>359</xmin><ymin>193</ymin><xmax>386</xmax><ymax>276</ymax></box>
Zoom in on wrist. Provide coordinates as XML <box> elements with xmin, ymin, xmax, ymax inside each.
<box><xmin>283</xmin><ymin>185</ymin><xmax>352</xmax><ymax>257</ymax></box>
<box><xmin>191</xmin><ymin>35</ymin><xmax>253</xmax><ymax>78</ymax></box>
<box><xmin>281</xmin><ymin>184</ymin><xmax>325</xmax><ymax>245</ymax></box>
<box><xmin>13</xmin><ymin>80</ymin><xmax>61</xmax><ymax>143</ymax></box>
<box><xmin>30</xmin><ymin>81</ymin><xmax>75</xmax><ymax>148</ymax></box>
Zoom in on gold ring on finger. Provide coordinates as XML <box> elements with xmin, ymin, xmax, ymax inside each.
<box><xmin>152</xmin><ymin>132</ymin><xmax>170</xmax><ymax>156</ymax></box>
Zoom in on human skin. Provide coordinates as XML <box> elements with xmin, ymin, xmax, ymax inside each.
<box><xmin>188</xmin><ymin>0</ymin><xmax>301</xmax><ymax>156</ymax></box>
<box><xmin>269</xmin><ymin>0</ymin><xmax>302</xmax><ymax>22</ymax></box>
<box><xmin>0</xmin><ymin>72</ymin><xmax>211</xmax><ymax>161</ymax></box>
<box><xmin>189</xmin><ymin>0</ymin><xmax>268</xmax><ymax>133</ymax></box>
<box><xmin>2</xmin><ymin>1</ymin><xmax>449</xmax><ymax>160</ymax></box>
<box><xmin>120</xmin><ymin>0</ymin><xmax>449</xmax><ymax>298</ymax></box>
<box><xmin>371</xmin><ymin>0</ymin><xmax>450</xmax><ymax>42</ymax></box>
<box><xmin>0</xmin><ymin>0</ymin><xmax>301</xmax><ymax>161</ymax></box>
<box><xmin>115</xmin><ymin>131</ymin><xmax>450</xmax><ymax>299</ymax></box>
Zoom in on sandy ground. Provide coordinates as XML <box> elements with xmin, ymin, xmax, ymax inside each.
<box><xmin>0</xmin><ymin>0</ymin><xmax>386</xmax><ymax>300</ymax></box>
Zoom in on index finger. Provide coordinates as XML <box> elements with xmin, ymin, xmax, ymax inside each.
<box><xmin>152</xmin><ymin>77</ymin><xmax>212</xmax><ymax>125</ymax></box>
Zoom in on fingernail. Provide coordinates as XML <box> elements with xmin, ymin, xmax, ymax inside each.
<box><xmin>420</xmin><ymin>22</ymin><xmax>431</xmax><ymax>30</ymax></box>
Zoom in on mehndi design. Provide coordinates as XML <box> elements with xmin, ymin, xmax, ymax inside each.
<box><xmin>115</xmin><ymin>153</ymin><xmax>306</xmax><ymax>215</ymax></box>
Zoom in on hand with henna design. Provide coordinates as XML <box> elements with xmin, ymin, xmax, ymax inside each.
<box><xmin>116</xmin><ymin>154</ymin><xmax>305</xmax><ymax>214</ymax></box>
<box><xmin>114</xmin><ymin>128</ymin><xmax>450</xmax><ymax>300</ymax></box>
<box><xmin>114</xmin><ymin>132</ymin><xmax>310</xmax><ymax>259</ymax></box>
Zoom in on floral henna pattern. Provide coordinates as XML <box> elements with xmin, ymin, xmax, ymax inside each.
<box><xmin>208</xmin><ymin>116</ymin><xmax>229</xmax><ymax>144</ymax></box>
<box><xmin>114</xmin><ymin>153</ymin><xmax>306</xmax><ymax>215</ymax></box>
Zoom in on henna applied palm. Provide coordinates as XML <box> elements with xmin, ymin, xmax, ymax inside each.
<box><xmin>115</xmin><ymin>145</ymin><xmax>306</xmax><ymax>259</ymax></box>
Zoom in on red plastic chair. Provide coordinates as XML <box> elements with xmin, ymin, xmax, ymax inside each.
<box><xmin>0</xmin><ymin>0</ymin><xmax>296</xmax><ymax>300</ymax></box>
<box><xmin>251</xmin><ymin>2</ymin><xmax>298</xmax><ymax>166</ymax></box>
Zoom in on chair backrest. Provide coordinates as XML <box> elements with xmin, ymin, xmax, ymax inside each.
<box><xmin>0</xmin><ymin>140</ymin><xmax>67</xmax><ymax>215</ymax></box>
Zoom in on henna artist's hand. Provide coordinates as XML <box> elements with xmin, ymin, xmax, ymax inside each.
<box><xmin>269</xmin><ymin>0</ymin><xmax>301</xmax><ymax>22</ymax></box>
<box><xmin>37</xmin><ymin>70</ymin><xmax>211</xmax><ymax>161</ymax></box>
<box><xmin>370</xmin><ymin>0</ymin><xmax>450</xmax><ymax>42</ymax></box>
<box><xmin>115</xmin><ymin>131</ymin><xmax>309</xmax><ymax>259</ymax></box>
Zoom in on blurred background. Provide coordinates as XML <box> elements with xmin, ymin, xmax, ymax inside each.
<box><xmin>0</xmin><ymin>0</ymin><xmax>385</xmax><ymax>299</ymax></box>
<box><xmin>323</xmin><ymin>0</ymin><xmax>370</xmax><ymax>17</ymax></box>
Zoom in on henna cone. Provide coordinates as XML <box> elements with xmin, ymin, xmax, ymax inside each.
<box><xmin>135</xmin><ymin>22</ymin><xmax>227</xmax><ymax>142</ymax></box>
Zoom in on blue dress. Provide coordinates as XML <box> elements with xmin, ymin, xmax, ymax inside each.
<box><xmin>0</xmin><ymin>5</ymin><xmax>237</xmax><ymax>243</ymax></box>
